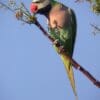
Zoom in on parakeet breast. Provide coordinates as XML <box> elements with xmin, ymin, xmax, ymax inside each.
<box><xmin>49</xmin><ymin>4</ymin><xmax>70</xmax><ymax>29</ymax></box>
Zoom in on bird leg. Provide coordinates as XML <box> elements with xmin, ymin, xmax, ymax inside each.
<box><xmin>58</xmin><ymin>45</ymin><xmax>65</xmax><ymax>54</ymax></box>
<box><xmin>53</xmin><ymin>39</ymin><xmax>59</xmax><ymax>45</ymax></box>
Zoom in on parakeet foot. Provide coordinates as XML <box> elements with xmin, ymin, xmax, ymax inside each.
<box><xmin>58</xmin><ymin>45</ymin><xmax>65</xmax><ymax>54</ymax></box>
<box><xmin>53</xmin><ymin>39</ymin><xmax>59</xmax><ymax>45</ymax></box>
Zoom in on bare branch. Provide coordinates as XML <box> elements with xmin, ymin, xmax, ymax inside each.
<box><xmin>34</xmin><ymin>20</ymin><xmax>100</xmax><ymax>88</ymax></box>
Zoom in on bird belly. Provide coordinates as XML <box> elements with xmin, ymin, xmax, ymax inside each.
<box><xmin>49</xmin><ymin>10</ymin><xmax>70</xmax><ymax>29</ymax></box>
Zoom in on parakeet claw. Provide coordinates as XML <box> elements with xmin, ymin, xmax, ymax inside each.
<box><xmin>53</xmin><ymin>39</ymin><xmax>65</xmax><ymax>53</ymax></box>
<box><xmin>53</xmin><ymin>39</ymin><xmax>59</xmax><ymax>45</ymax></box>
<box><xmin>58</xmin><ymin>45</ymin><xmax>65</xmax><ymax>54</ymax></box>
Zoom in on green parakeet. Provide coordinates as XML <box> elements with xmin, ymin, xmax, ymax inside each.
<box><xmin>30</xmin><ymin>0</ymin><xmax>77</xmax><ymax>98</ymax></box>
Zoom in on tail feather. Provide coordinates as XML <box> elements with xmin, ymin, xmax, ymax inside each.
<box><xmin>60</xmin><ymin>52</ymin><xmax>77</xmax><ymax>98</ymax></box>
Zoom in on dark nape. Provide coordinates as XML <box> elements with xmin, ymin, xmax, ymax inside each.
<box><xmin>37</xmin><ymin>4</ymin><xmax>52</xmax><ymax>17</ymax></box>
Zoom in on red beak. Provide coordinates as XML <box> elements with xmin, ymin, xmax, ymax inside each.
<box><xmin>30</xmin><ymin>3</ymin><xmax>38</xmax><ymax>13</ymax></box>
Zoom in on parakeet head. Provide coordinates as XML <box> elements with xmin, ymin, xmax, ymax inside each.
<box><xmin>30</xmin><ymin>0</ymin><xmax>51</xmax><ymax>15</ymax></box>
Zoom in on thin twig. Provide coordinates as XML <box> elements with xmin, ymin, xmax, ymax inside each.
<box><xmin>91</xmin><ymin>24</ymin><xmax>100</xmax><ymax>32</ymax></box>
<box><xmin>0</xmin><ymin>1</ymin><xmax>15</xmax><ymax>12</ymax></box>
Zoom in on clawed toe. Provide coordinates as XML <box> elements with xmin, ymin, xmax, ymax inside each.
<box><xmin>53</xmin><ymin>39</ymin><xmax>59</xmax><ymax>45</ymax></box>
<box><xmin>58</xmin><ymin>46</ymin><xmax>65</xmax><ymax>54</ymax></box>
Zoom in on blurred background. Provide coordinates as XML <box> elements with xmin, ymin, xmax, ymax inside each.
<box><xmin>0</xmin><ymin>0</ymin><xmax>100</xmax><ymax>100</ymax></box>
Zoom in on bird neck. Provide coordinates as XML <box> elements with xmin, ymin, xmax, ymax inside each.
<box><xmin>37</xmin><ymin>4</ymin><xmax>52</xmax><ymax>18</ymax></box>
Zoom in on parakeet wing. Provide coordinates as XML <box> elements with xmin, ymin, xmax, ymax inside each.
<box><xmin>49</xmin><ymin>3</ymin><xmax>77</xmax><ymax>98</ymax></box>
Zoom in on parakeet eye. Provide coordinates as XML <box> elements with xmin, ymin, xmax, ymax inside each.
<box><xmin>35</xmin><ymin>1</ymin><xmax>41</xmax><ymax>3</ymax></box>
<box><xmin>30</xmin><ymin>3</ymin><xmax>38</xmax><ymax>13</ymax></box>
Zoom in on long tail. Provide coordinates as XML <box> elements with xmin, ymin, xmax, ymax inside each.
<box><xmin>60</xmin><ymin>52</ymin><xmax>78</xmax><ymax>99</ymax></box>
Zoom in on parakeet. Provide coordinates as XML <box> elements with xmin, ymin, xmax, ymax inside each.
<box><xmin>30</xmin><ymin>0</ymin><xmax>77</xmax><ymax>98</ymax></box>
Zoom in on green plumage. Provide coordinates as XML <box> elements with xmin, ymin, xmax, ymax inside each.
<box><xmin>49</xmin><ymin>0</ymin><xmax>77</xmax><ymax>98</ymax></box>
<box><xmin>49</xmin><ymin>3</ymin><xmax>77</xmax><ymax>57</ymax></box>
<box><xmin>31</xmin><ymin>0</ymin><xmax>77</xmax><ymax>98</ymax></box>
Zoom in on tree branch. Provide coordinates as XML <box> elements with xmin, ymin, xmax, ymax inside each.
<box><xmin>34</xmin><ymin>19</ymin><xmax>100</xmax><ymax>88</ymax></box>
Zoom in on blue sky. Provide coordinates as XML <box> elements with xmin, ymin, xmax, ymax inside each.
<box><xmin>0</xmin><ymin>0</ymin><xmax>100</xmax><ymax>100</ymax></box>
